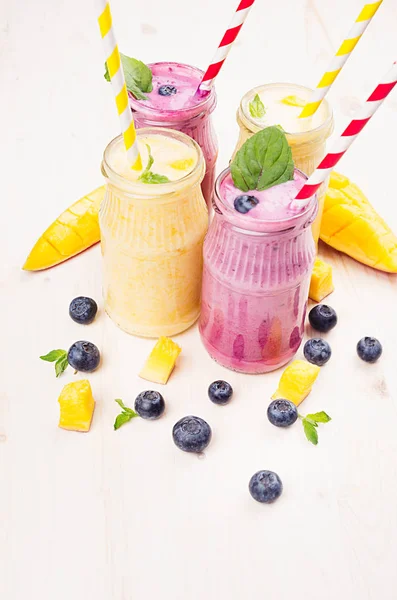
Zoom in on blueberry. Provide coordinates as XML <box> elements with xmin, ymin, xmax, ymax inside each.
<box><xmin>158</xmin><ymin>85</ymin><xmax>177</xmax><ymax>96</ymax></box>
<box><xmin>249</xmin><ymin>470</ymin><xmax>283</xmax><ymax>504</ymax></box>
<box><xmin>267</xmin><ymin>399</ymin><xmax>298</xmax><ymax>427</ymax></box>
<box><xmin>69</xmin><ymin>296</ymin><xmax>98</xmax><ymax>324</ymax></box>
<box><xmin>134</xmin><ymin>390</ymin><xmax>165</xmax><ymax>420</ymax></box>
<box><xmin>357</xmin><ymin>337</ymin><xmax>383</xmax><ymax>363</ymax></box>
<box><xmin>234</xmin><ymin>195</ymin><xmax>259</xmax><ymax>214</ymax></box>
<box><xmin>308</xmin><ymin>304</ymin><xmax>337</xmax><ymax>333</ymax></box>
<box><xmin>172</xmin><ymin>416</ymin><xmax>212</xmax><ymax>453</ymax></box>
<box><xmin>304</xmin><ymin>338</ymin><xmax>332</xmax><ymax>366</ymax></box>
<box><xmin>67</xmin><ymin>341</ymin><xmax>100</xmax><ymax>372</ymax></box>
<box><xmin>208</xmin><ymin>380</ymin><xmax>233</xmax><ymax>405</ymax></box>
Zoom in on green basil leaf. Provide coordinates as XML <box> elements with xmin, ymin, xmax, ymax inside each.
<box><xmin>139</xmin><ymin>172</ymin><xmax>170</xmax><ymax>184</ymax></box>
<box><xmin>40</xmin><ymin>349</ymin><xmax>67</xmax><ymax>362</ymax></box>
<box><xmin>55</xmin><ymin>355</ymin><xmax>69</xmax><ymax>378</ymax></box>
<box><xmin>302</xmin><ymin>419</ymin><xmax>318</xmax><ymax>445</ymax></box>
<box><xmin>115</xmin><ymin>398</ymin><xmax>137</xmax><ymax>416</ymax></box>
<box><xmin>104</xmin><ymin>54</ymin><xmax>153</xmax><ymax>100</ymax></box>
<box><xmin>306</xmin><ymin>411</ymin><xmax>332</xmax><ymax>424</ymax></box>
<box><xmin>249</xmin><ymin>93</ymin><xmax>266</xmax><ymax>119</ymax></box>
<box><xmin>114</xmin><ymin>412</ymin><xmax>134</xmax><ymax>430</ymax></box>
<box><xmin>230</xmin><ymin>126</ymin><xmax>294</xmax><ymax>192</ymax></box>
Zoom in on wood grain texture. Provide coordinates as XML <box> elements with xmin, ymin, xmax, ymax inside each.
<box><xmin>1</xmin><ymin>0</ymin><xmax>397</xmax><ymax>598</ymax></box>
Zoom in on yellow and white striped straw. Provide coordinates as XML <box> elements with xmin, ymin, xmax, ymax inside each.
<box><xmin>300</xmin><ymin>0</ymin><xmax>383</xmax><ymax>118</ymax></box>
<box><xmin>97</xmin><ymin>1</ymin><xmax>142</xmax><ymax>170</ymax></box>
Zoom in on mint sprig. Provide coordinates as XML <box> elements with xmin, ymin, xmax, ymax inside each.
<box><xmin>104</xmin><ymin>54</ymin><xmax>153</xmax><ymax>100</ymax></box>
<box><xmin>230</xmin><ymin>126</ymin><xmax>294</xmax><ymax>192</ymax></box>
<box><xmin>40</xmin><ymin>349</ymin><xmax>68</xmax><ymax>377</ymax></box>
<box><xmin>249</xmin><ymin>93</ymin><xmax>266</xmax><ymax>119</ymax></box>
<box><xmin>138</xmin><ymin>144</ymin><xmax>170</xmax><ymax>184</ymax></box>
<box><xmin>114</xmin><ymin>398</ymin><xmax>139</xmax><ymax>430</ymax></box>
<box><xmin>299</xmin><ymin>411</ymin><xmax>331</xmax><ymax>445</ymax></box>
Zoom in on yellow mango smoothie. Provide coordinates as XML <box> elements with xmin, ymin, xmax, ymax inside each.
<box><xmin>233</xmin><ymin>83</ymin><xmax>334</xmax><ymax>241</ymax></box>
<box><xmin>100</xmin><ymin>128</ymin><xmax>208</xmax><ymax>337</ymax></box>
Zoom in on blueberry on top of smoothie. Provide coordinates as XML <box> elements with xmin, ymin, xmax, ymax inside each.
<box><xmin>158</xmin><ymin>85</ymin><xmax>178</xmax><ymax>96</ymax></box>
<box><xmin>234</xmin><ymin>194</ymin><xmax>259</xmax><ymax>214</ymax></box>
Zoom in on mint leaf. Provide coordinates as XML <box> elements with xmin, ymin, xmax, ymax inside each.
<box><xmin>302</xmin><ymin>419</ymin><xmax>318</xmax><ymax>445</ymax></box>
<box><xmin>40</xmin><ymin>349</ymin><xmax>66</xmax><ymax>362</ymax></box>
<box><xmin>114</xmin><ymin>398</ymin><xmax>138</xmax><ymax>430</ymax></box>
<box><xmin>138</xmin><ymin>143</ymin><xmax>170</xmax><ymax>185</ymax></box>
<box><xmin>249</xmin><ymin>93</ymin><xmax>266</xmax><ymax>119</ymax></box>
<box><xmin>230</xmin><ymin>126</ymin><xmax>294</xmax><ymax>192</ymax></box>
<box><xmin>306</xmin><ymin>411</ymin><xmax>331</xmax><ymax>424</ymax></box>
<box><xmin>104</xmin><ymin>54</ymin><xmax>153</xmax><ymax>100</ymax></box>
<box><xmin>55</xmin><ymin>355</ymin><xmax>69</xmax><ymax>378</ymax></box>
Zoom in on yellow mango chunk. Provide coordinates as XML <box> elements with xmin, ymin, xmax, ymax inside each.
<box><xmin>139</xmin><ymin>337</ymin><xmax>182</xmax><ymax>385</ymax></box>
<box><xmin>320</xmin><ymin>172</ymin><xmax>397</xmax><ymax>273</ymax></box>
<box><xmin>23</xmin><ymin>185</ymin><xmax>105</xmax><ymax>271</ymax></box>
<box><xmin>58</xmin><ymin>380</ymin><xmax>95</xmax><ymax>432</ymax></box>
<box><xmin>272</xmin><ymin>360</ymin><xmax>320</xmax><ymax>406</ymax></box>
<box><xmin>309</xmin><ymin>258</ymin><xmax>335</xmax><ymax>302</ymax></box>
<box><xmin>169</xmin><ymin>158</ymin><xmax>194</xmax><ymax>171</ymax></box>
<box><xmin>280</xmin><ymin>95</ymin><xmax>306</xmax><ymax>108</ymax></box>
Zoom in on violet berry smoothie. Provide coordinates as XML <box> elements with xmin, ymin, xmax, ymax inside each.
<box><xmin>129</xmin><ymin>62</ymin><xmax>218</xmax><ymax>206</ymax></box>
<box><xmin>199</xmin><ymin>168</ymin><xmax>317</xmax><ymax>374</ymax></box>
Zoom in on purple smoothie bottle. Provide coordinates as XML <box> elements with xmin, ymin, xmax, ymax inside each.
<box><xmin>129</xmin><ymin>62</ymin><xmax>218</xmax><ymax>206</ymax></box>
<box><xmin>199</xmin><ymin>167</ymin><xmax>317</xmax><ymax>374</ymax></box>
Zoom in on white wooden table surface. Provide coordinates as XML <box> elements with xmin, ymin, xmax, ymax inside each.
<box><xmin>2</xmin><ymin>0</ymin><xmax>397</xmax><ymax>598</ymax></box>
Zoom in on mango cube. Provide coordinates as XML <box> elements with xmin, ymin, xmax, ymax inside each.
<box><xmin>58</xmin><ymin>380</ymin><xmax>95</xmax><ymax>432</ymax></box>
<box><xmin>309</xmin><ymin>258</ymin><xmax>335</xmax><ymax>302</ymax></box>
<box><xmin>139</xmin><ymin>337</ymin><xmax>182</xmax><ymax>385</ymax></box>
<box><xmin>272</xmin><ymin>360</ymin><xmax>320</xmax><ymax>406</ymax></box>
<box><xmin>280</xmin><ymin>95</ymin><xmax>306</xmax><ymax>108</ymax></box>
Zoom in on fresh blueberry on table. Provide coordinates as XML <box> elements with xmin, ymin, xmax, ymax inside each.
<box><xmin>208</xmin><ymin>380</ymin><xmax>233</xmax><ymax>405</ymax></box>
<box><xmin>267</xmin><ymin>399</ymin><xmax>298</xmax><ymax>427</ymax></box>
<box><xmin>158</xmin><ymin>84</ymin><xmax>177</xmax><ymax>96</ymax></box>
<box><xmin>304</xmin><ymin>338</ymin><xmax>332</xmax><ymax>366</ymax></box>
<box><xmin>134</xmin><ymin>390</ymin><xmax>165</xmax><ymax>420</ymax></box>
<box><xmin>357</xmin><ymin>337</ymin><xmax>383</xmax><ymax>363</ymax></box>
<box><xmin>67</xmin><ymin>341</ymin><xmax>100</xmax><ymax>372</ymax></box>
<box><xmin>69</xmin><ymin>296</ymin><xmax>98</xmax><ymax>325</ymax></box>
<box><xmin>308</xmin><ymin>304</ymin><xmax>337</xmax><ymax>333</ymax></box>
<box><xmin>249</xmin><ymin>470</ymin><xmax>283</xmax><ymax>504</ymax></box>
<box><xmin>234</xmin><ymin>194</ymin><xmax>259</xmax><ymax>214</ymax></box>
<box><xmin>172</xmin><ymin>416</ymin><xmax>212</xmax><ymax>453</ymax></box>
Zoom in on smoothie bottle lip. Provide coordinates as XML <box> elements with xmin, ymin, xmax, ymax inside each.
<box><xmin>128</xmin><ymin>62</ymin><xmax>217</xmax><ymax>118</ymax></box>
<box><xmin>214</xmin><ymin>167</ymin><xmax>318</xmax><ymax>233</ymax></box>
<box><xmin>240</xmin><ymin>82</ymin><xmax>334</xmax><ymax>138</ymax></box>
<box><xmin>102</xmin><ymin>127</ymin><xmax>205</xmax><ymax>198</ymax></box>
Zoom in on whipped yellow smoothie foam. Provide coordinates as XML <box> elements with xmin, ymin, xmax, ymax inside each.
<box><xmin>100</xmin><ymin>128</ymin><xmax>208</xmax><ymax>337</ymax></box>
<box><xmin>233</xmin><ymin>83</ymin><xmax>334</xmax><ymax>241</ymax></box>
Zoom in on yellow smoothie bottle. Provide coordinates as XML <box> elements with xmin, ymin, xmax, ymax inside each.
<box><xmin>233</xmin><ymin>83</ymin><xmax>334</xmax><ymax>241</ymax></box>
<box><xmin>100</xmin><ymin>128</ymin><xmax>208</xmax><ymax>337</ymax></box>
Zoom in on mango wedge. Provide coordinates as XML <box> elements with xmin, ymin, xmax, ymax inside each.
<box><xmin>320</xmin><ymin>172</ymin><xmax>397</xmax><ymax>273</ymax></box>
<box><xmin>23</xmin><ymin>186</ymin><xmax>105</xmax><ymax>271</ymax></box>
<box><xmin>139</xmin><ymin>337</ymin><xmax>182</xmax><ymax>385</ymax></box>
<box><xmin>272</xmin><ymin>360</ymin><xmax>320</xmax><ymax>406</ymax></box>
<box><xmin>309</xmin><ymin>258</ymin><xmax>334</xmax><ymax>302</ymax></box>
<box><xmin>280</xmin><ymin>95</ymin><xmax>306</xmax><ymax>108</ymax></box>
<box><xmin>58</xmin><ymin>380</ymin><xmax>95</xmax><ymax>432</ymax></box>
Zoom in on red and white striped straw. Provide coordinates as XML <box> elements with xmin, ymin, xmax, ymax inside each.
<box><xmin>197</xmin><ymin>0</ymin><xmax>256</xmax><ymax>92</ymax></box>
<box><xmin>294</xmin><ymin>61</ymin><xmax>397</xmax><ymax>204</ymax></box>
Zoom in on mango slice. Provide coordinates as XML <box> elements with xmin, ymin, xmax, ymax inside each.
<box><xmin>280</xmin><ymin>95</ymin><xmax>306</xmax><ymax>108</ymax></box>
<box><xmin>58</xmin><ymin>380</ymin><xmax>95</xmax><ymax>432</ymax></box>
<box><xmin>309</xmin><ymin>258</ymin><xmax>334</xmax><ymax>302</ymax></box>
<box><xmin>272</xmin><ymin>360</ymin><xmax>320</xmax><ymax>406</ymax></box>
<box><xmin>169</xmin><ymin>158</ymin><xmax>194</xmax><ymax>171</ymax></box>
<box><xmin>23</xmin><ymin>186</ymin><xmax>105</xmax><ymax>271</ymax></box>
<box><xmin>139</xmin><ymin>337</ymin><xmax>182</xmax><ymax>385</ymax></box>
<box><xmin>320</xmin><ymin>172</ymin><xmax>397</xmax><ymax>273</ymax></box>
